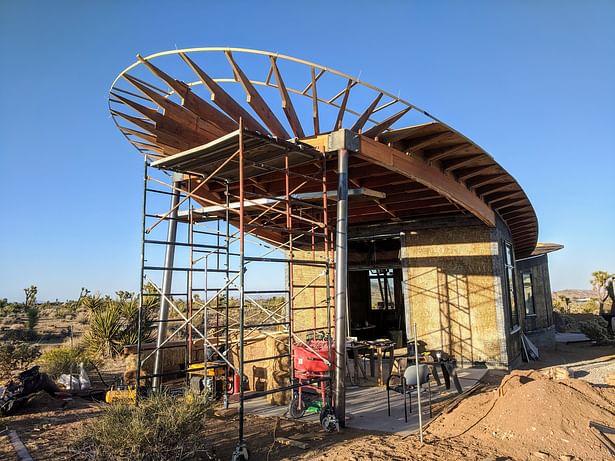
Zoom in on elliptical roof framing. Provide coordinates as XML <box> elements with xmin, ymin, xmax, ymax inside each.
<box><xmin>109</xmin><ymin>47</ymin><xmax>538</xmax><ymax>257</ymax></box>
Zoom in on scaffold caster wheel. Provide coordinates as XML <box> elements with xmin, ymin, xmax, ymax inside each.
<box><xmin>319</xmin><ymin>405</ymin><xmax>339</xmax><ymax>432</ymax></box>
<box><xmin>288</xmin><ymin>392</ymin><xmax>306</xmax><ymax>419</ymax></box>
<box><xmin>231</xmin><ymin>444</ymin><xmax>249</xmax><ymax>461</ymax></box>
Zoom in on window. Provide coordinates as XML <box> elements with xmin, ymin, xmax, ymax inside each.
<box><xmin>504</xmin><ymin>242</ymin><xmax>519</xmax><ymax>329</ymax></box>
<box><xmin>522</xmin><ymin>272</ymin><xmax>535</xmax><ymax>316</ymax></box>
<box><xmin>369</xmin><ymin>269</ymin><xmax>395</xmax><ymax>310</ymax></box>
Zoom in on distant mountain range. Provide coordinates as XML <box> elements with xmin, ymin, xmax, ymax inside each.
<box><xmin>553</xmin><ymin>289</ymin><xmax>597</xmax><ymax>299</ymax></box>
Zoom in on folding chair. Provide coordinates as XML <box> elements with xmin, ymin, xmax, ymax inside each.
<box><xmin>386</xmin><ymin>364</ymin><xmax>432</xmax><ymax>422</ymax></box>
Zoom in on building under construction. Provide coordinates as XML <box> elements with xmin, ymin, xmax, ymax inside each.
<box><xmin>109</xmin><ymin>47</ymin><xmax>561</xmax><ymax>460</ymax></box>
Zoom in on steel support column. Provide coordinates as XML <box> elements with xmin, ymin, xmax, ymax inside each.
<box><xmin>334</xmin><ymin>148</ymin><xmax>349</xmax><ymax>426</ymax></box>
<box><xmin>152</xmin><ymin>175</ymin><xmax>181</xmax><ymax>391</ymax></box>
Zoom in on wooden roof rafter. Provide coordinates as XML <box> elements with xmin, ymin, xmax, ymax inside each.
<box><xmin>109</xmin><ymin>47</ymin><xmax>539</xmax><ymax>257</ymax></box>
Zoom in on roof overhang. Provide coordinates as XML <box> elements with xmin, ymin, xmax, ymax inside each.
<box><xmin>109</xmin><ymin>47</ymin><xmax>539</xmax><ymax>257</ymax></box>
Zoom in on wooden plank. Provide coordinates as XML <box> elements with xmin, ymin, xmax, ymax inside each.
<box><xmin>350</xmin><ymin>93</ymin><xmax>383</xmax><ymax>132</ymax></box>
<box><xmin>311</xmin><ymin>67</ymin><xmax>320</xmax><ymax>135</ymax></box>
<box><xmin>362</xmin><ymin>107</ymin><xmax>412</xmax><ymax>139</ymax></box>
<box><xmin>334</xmin><ymin>79</ymin><xmax>353</xmax><ymax>130</ymax></box>
<box><xmin>270</xmin><ymin>56</ymin><xmax>305</xmax><ymax>138</ymax></box>
<box><xmin>178</xmin><ymin>52</ymin><xmax>268</xmax><ymax>133</ymax></box>
<box><xmin>9</xmin><ymin>430</ymin><xmax>33</xmax><ymax>461</ymax></box>
<box><xmin>225</xmin><ymin>51</ymin><xmax>290</xmax><ymax>139</ymax></box>
<box><xmin>356</xmin><ymin>136</ymin><xmax>496</xmax><ymax>226</ymax></box>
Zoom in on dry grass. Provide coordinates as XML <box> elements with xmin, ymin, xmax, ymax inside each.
<box><xmin>72</xmin><ymin>391</ymin><xmax>214</xmax><ymax>461</ymax></box>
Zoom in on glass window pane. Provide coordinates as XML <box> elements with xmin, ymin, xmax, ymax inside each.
<box><xmin>523</xmin><ymin>272</ymin><xmax>535</xmax><ymax>315</ymax></box>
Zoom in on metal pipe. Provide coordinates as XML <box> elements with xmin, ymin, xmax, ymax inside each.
<box><xmin>414</xmin><ymin>322</ymin><xmax>424</xmax><ymax>443</ymax></box>
<box><xmin>152</xmin><ymin>175</ymin><xmax>181</xmax><ymax>391</ymax></box>
<box><xmin>334</xmin><ymin>148</ymin><xmax>349</xmax><ymax>426</ymax></box>
<box><xmin>237</xmin><ymin>118</ymin><xmax>246</xmax><ymax>447</ymax></box>
<box><xmin>136</xmin><ymin>156</ymin><xmax>148</xmax><ymax>395</ymax></box>
<box><xmin>224</xmin><ymin>181</ymin><xmax>230</xmax><ymax>409</ymax></box>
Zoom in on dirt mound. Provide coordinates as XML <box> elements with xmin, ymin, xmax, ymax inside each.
<box><xmin>429</xmin><ymin>371</ymin><xmax>615</xmax><ymax>461</ymax></box>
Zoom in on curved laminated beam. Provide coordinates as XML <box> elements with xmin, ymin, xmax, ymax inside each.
<box><xmin>356</xmin><ymin>135</ymin><xmax>496</xmax><ymax>226</ymax></box>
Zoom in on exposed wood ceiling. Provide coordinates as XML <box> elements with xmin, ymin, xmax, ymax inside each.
<box><xmin>109</xmin><ymin>48</ymin><xmax>538</xmax><ymax>258</ymax></box>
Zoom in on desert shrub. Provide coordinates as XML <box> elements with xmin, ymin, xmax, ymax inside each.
<box><xmin>0</xmin><ymin>341</ymin><xmax>41</xmax><ymax>380</ymax></box>
<box><xmin>553</xmin><ymin>311</ymin><xmax>575</xmax><ymax>332</ymax></box>
<box><xmin>3</xmin><ymin>326</ymin><xmax>37</xmax><ymax>341</ymax></box>
<box><xmin>73</xmin><ymin>391</ymin><xmax>214</xmax><ymax>460</ymax></box>
<box><xmin>578</xmin><ymin>316</ymin><xmax>610</xmax><ymax>343</ymax></box>
<box><xmin>38</xmin><ymin>346</ymin><xmax>100</xmax><ymax>378</ymax></box>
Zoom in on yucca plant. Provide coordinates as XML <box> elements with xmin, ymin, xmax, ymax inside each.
<box><xmin>83</xmin><ymin>291</ymin><xmax>157</xmax><ymax>358</ymax></box>
<box><xmin>81</xmin><ymin>294</ymin><xmax>106</xmax><ymax>313</ymax></box>
<box><xmin>85</xmin><ymin>301</ymin><xmax>124</xmax><ymax>357</ymax></box>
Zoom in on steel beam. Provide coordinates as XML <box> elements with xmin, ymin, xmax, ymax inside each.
<box><xmin>152</xmin><ymin>175</ymin><xmax>181</xmax><ymax>391</ymax></box>
<box><xmin>334</xmin><ymin>147</ymin><xmax>349</xmax><ymax>426</ymax></box>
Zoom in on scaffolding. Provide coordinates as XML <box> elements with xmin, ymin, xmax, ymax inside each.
<box><xmin>135</xmin><ymin>119</ymin><xmax>336</xmax><ymax>459</ymax></box>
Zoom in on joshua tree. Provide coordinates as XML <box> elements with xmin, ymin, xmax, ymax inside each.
<box><xmin>24</xmin><ymin>285</ymin><xmax>38</xmax><ymax>307</ymax></box>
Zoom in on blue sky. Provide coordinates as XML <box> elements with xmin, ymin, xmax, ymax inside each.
<box><xmin>1</xmin><ymin>1</ymin><xmax>613</xmax><ymax>301</ymax></box>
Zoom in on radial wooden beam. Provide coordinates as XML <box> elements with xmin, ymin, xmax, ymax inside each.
<box><xmin>121</xmin><ymin>75</ymin><xmax>231</xmax><ymax>140</ymax></box>
<box><xmin>350</xmin><ymin>93</ymin><xmax>383</xmax><ymax>133</ymax></box>
<box><xmin>120</xmin><ymin>126</ymin><xmax>157</xmax><ymax>144</ymax></box>
<box><xmin>483</xmin><ymin>190</ymin><xmax>524</xmax><ymax>205</ymax></box>
<box><xmin>178</xmin><ymin>52</ymin><xmax>268</xmax><ymax>133</ymax></box>
<box><xmin>334</xmin><ymin>79</ymin><xmax>353</xmax><ymax>130</ymax></box>
<box><xmin>404</xmin><ymin>132</ymin><xmax>452</xmax><ymax>154</ymax></box>
<box><xmin>112</xmin><ymin>109</ymin><xmax>197</xmax><ymax>152</ymax></box>
<box><xmin>111</xmin><ymin>109</ymin><xmax>157</xmax><ymax>133</ymax></box>
<box><xmin>466</xmin><ymin>174</ymin><xmax>507</xmax><ymax>190</ymax></box>
<box><xmin>424</xmin><ymin>143</ymin><xmax>471</xmax><ymax>163</ymax></box>
<box><xmin>492</xmin><ymin>197</ymin><xmax>527</xmax><ymax>210</ymax></box>
<box><xmin>270</xmin><ymin>57</ymin><xmax>305</xmax><ymax>138</ymax></box>
<box><xmin>111</xmin><ymin>91</ymin><xmax>217</xmax><ymax>147</ymax></box>
<box><xmin>111</xmin><ymin>91</ymin><xmax>160</xmax><ymax>121</ymax></box>
<box><xmin>354</xmin><ymin>136</ymin><xmax>496</xmax><ymax>226</ymax></box>
<box><xmin>225</xmin><ymin>51</ymin><xmax>290</xmax><ymax>139</ymax></box>
<box><xmin>130</xmin><ymin>62</ymin><xmax>237</xmax><ymax>133</ymax></box>
<box><xmin>455</xmin><ymin>165</ymin><xmax>499</xmax><ymax>182</ymax></box>
<box><xmin>476</xmin><ymin>181</ymin><xmax>516</xmax><ymax>197</ymax></box>
<box><xmin>506</xmin><ymin>215</ymin><xmax>536</xmax><ymax>226</ymax></box>
<box><xmin>362</xmin><ymin>107</ymin><xmax>412</xmax><ymax>139</ymax></box>
<box><xmin>311</xmin><ymin>67</ymin><xmax>320</xmax><ymax>135</ymax></box>
<box><xmin>441</xmin><ymin>154</ymin><xmax>484</xmax><ymax>172</ymax></box>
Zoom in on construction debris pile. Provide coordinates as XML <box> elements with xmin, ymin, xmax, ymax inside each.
<box><xmin>428</xmin><ymin>369</ymin><xmax>615</xmax><ymax>461</ymax></box>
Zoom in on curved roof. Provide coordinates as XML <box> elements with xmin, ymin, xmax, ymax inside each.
<box><xmin>108</xmin><ymin>47</ymin><xmax>538</xmax><ymax>258</ymax></box>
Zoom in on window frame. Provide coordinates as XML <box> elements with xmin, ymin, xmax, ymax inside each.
<box><xmin>503</xmin><ymin>241</ymin><xmax>520</xmax><ymax>330</ymax></box>
<box><xmin>369</xmin><ymin>268</ymin><xmax>396</xmax><ymax>311</ymax></box>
